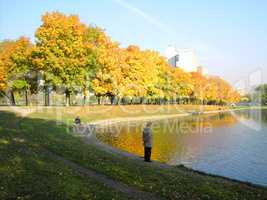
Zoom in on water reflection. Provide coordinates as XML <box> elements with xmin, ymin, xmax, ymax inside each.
<box><xmin>97</xmin><ymin>109</ymin><xmax>267</xmax><ymax>186</ymax></box>
<box><xmin>97</xmin><ymin>112</ymin><xmax>237</xmax><ymax>161</ymax></box>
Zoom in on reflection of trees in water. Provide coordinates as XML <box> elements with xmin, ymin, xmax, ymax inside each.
<box><xmin>262</xmin><ymin>110</ymin><xmax>267</xmax><ymax>125</ymax></box>
<box><xmin>233</xmin><ymin>109</ymin><xmax>267</xmax><ymax>127</ymax></box>
<box><xmin>97</xmin><ymin>124</ymin><xmax>144</xmax><ymax>157</ymax></box>
<box><xmin>171</xmin><ymin>113</ymin><xmax>238</xmax><ymax>134</ymax></box>
<box><xmin>96</xmin><ymin>113</ymin><xmax>240</xmax><ymax>163</ymax></box>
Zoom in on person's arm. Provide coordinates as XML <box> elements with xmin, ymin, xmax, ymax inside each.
<box><xmin>148</xmin><ymin>128</ymin><xmax>152</xmax><ymax>146</ymax></box>
<box><xmin>143</xmin><ymin>130</ymin><xmax>146</xmax><ymax>145</ymax></box>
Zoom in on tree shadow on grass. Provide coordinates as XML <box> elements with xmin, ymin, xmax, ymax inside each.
<box><xmin>0</xmin><ymin>111</ymin><xmax>128</xmax><ymax>200</ymax></box>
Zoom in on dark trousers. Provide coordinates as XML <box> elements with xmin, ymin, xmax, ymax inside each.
<box><xmin>144</xmin><ymin>147</ymin><xmax>152</xmax><ymax>162</ymax></box>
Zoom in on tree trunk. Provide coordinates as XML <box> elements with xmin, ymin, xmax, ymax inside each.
<box><xmin>44</xmin><ymin>86</ymin><xmax>51</xmax><ymax>106</ymax></box>
<box><xmin>116</xmin><ymin>97</ymin><xmax>121</xmax><ymax>105</ymax></box>
<box><xmin>25</xmin><ymin>90</ymin><xmax>29</xmax><ymax>106</ymax></box>
<box><xmin>1</xmin><ymin>91</ymin><xmax>10</xmax><ymax>105</ymax></box>
<box><xmin>10</xmin><ymin>90</ymin><xmax>16</xmax><ymax>106</ymax></box>
<box><xmin>83</xmin><ymin>95</ymin><xmax>86</xmax><ymax>106</ymax></box>
<box><xmin>140</xmin><ymin>97</ymin><xmax>144</xmax><ymax>104</ymax></box>
<box><xmin>65</xmin><ymin>90</ymin><xmax>71</xmax><ymax>107</ymax></box>
<box><xmin>110</xmin><ymin>95</ymin><xmax>115</xmax><ymax>105</ymax></box>
<box><xmin>97</xmin><ymin>96</ymin><xmax>101</xmax><ymax>105</ymax></box>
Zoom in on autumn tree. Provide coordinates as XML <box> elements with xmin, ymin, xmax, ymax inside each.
<box><xmin>208</xmin><ymin>76</ymin><xmax>240</xmax><ymax>104</ymax></box>
<box><xmin>0</xmin><ymin>11</ymin><xmax>240</xmax><ymax>106</ymax></box>
<box><xmin>123</xmin><ymin>48</ymin><xmax>176</xmax><ymax>104</ymax></box>
<box><xmin>169</xmin><ymin>67</ymin><xmax>193</xmax><ymax>103</ymax></box>
<box><xmin>190</xmin><ymin>72</ymin><xmax>240</xmax><ymax>105</ymax></box>
<box><xmin>32</xmin><ymin>12</ymin><xmax>95</xmax><ymax>106</ymax></box>
<box><xmin>152</xmin><ymin>55</ymin><xmax>173</xmax><ymax>103</ymax></box>
<box><xmin>121</xmin><ymin>46</ymin><xmax>157</xmax><ymax>103</ymax></box>
<box><xmin>78</xmin><ymin>26</ymin><xmax>108</xmax><ymax>105</ymax></box>
<box><xmin>0</xmin><ymin>37</ymin><xmax>33</xmax><ymax>105</ymax></box>
<box><xmin>91</xmin><ymin>29</ymin><xmax>126</xmax><ymax>104</ymax></box>
<box><xmin>190</xmin><ymin>71</ymin><xmax>207</xmax><ymax>103</ymax></box>
<box><xmin>0</xmin><ymin>42</ymin><xmax>8</xmax><ymax>93</ymax></box>
<box><xmin>0</xmin><ymin>66</ymin><xmax>5</xmax><ymax>92</ymax></box>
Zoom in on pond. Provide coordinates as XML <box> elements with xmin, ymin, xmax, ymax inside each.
<box><xmin>97</xmin><ymin>109</ymin><xmax>267</xmax><ymax>186</ymax></box>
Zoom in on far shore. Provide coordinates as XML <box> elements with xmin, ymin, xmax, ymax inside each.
<box><xmin>84</xmin><ymin>105</ymin><xmax>267</xmax><ymax>126</ymax></box>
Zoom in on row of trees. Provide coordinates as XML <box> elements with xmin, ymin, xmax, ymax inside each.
<box><xmin>241</xmin><ymin>84</ymin><xmax>267</xmax><ymax>105</ymax></box>
<box><xmin>0</xmin><ymin>12</ymin><xmax>240</xmax><ymax>106</ymax></box>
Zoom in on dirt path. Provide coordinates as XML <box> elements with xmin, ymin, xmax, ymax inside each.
<box><xmin>90</xmin><ymin>113</ymin><xmax>190</xmax><ymax>126</ymax></box>
<box><xmin>43</xmin><ymin>149</ymin><xmax>164</xmax><ymax>200</ymax></box>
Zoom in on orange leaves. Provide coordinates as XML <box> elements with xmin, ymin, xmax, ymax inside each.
<box><xmin>190</xmin><ymin>71</ymin><xmax>240</xmax><ymax>103</ymax></box>
<box><xmin>0</xmin><ymin>37</ymin><xmax>32</xmax><ymax>90</ymax></box>
<box><xmin>0</xmin><ymin>62</ymin><xmax>6</xmax><ymax>91</ymax></box>
<box><xmin>39</xmin><ymin>12</ymin><xmax>86</xmax><ymax>38</ymax></box>
<box><xmin>33</xmin><ymin>12</ymin><xmax>91</xmax><ymax>88</ymax></box>
<box><xmin>0</xmin><ymin>11</ymin><xmax>240</xmax><ymax>105</ymax></box>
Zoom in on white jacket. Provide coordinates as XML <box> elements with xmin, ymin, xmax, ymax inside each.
<box><xmin>143</xmin><ymin>127</ymin><xmax>152</xmax><ymax>148</ymax></box>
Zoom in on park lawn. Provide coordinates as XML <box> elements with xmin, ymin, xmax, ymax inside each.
<box><xmin>0</xmin><ymin>109</ymin><xmax>267</xmax><ymax>200</ymax></box>
<box><xmin>0</xmin><ymin>115</ymin><xmax>129</xmax><ymax>200</ymax></box>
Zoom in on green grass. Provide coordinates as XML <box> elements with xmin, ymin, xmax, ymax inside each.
<box><xmin>1</xmin><ymin>108</ymin><xmax>267</xmax><ymax>200</ymax></box>
<box><xmin>0</xmin><ymin>113</ymin><xmax>129</xmax><ymax>200</ymax></box>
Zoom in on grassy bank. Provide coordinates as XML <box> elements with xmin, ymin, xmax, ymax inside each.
<box><xmin>0</xmin><ymin>111</ymin><xmax>129</xmax><ymax>200</ymax></box>
<box><xmin>1</xmin><ymin>106</ymin><xmax>267</xmax><ymax>199</ymax></box>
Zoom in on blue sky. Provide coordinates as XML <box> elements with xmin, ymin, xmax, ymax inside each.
<box><xmin>0</xmin><ymin>0</ymin><xmax>266</xmax><ymax>84</ymax></box>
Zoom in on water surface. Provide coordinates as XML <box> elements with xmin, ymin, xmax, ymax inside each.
<box><xmin>97</xmin><ymin>109</ymin><xmax>267</xmax><ymax>186</ymax></box>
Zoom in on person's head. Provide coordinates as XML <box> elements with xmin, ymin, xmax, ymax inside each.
<box><xmin>146</xmin><ymin>121</ymin><xmax>152</xmax><ymax>127</ymax></box>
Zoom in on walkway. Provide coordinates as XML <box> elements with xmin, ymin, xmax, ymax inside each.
<box><xmin>44</xmin><ymin>149</ymin><xmax>164</xmax><ymax>200</ymax></box>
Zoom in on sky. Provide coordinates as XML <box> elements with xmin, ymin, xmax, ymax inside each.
<box><xmin>0</xmin><ymin>0</ymin><xmax>266</xmax><ymax>85</ymax></box>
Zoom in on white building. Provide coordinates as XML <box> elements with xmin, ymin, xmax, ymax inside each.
<box><xmin>165</xmin><ymin>46</ymin><xmax>207</xmax><ymax>75</ymax></box>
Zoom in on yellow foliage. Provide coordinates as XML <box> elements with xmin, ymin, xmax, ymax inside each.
<box><xmin>0</xmin><ymin>37</ymin><xmax>32</xmax><ymax>91</ymax></box>
<box><xmin>0</xmin><ymin>11</ymin><xmax>240</xmax><ymax>105</ymax></box>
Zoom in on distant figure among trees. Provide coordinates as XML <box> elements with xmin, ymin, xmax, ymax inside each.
<box><xmin>143</xmin><ymin>122</ymin><xmax>153</xmax><ymax>162</ymax></box>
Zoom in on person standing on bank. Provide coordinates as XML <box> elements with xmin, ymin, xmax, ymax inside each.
<box><xmin>143</xmin><ymin>122</ymin><xmax>153</xmax><ymax>162</ymax></box>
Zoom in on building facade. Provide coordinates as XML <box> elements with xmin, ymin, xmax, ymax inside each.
<box><xmin>165</xmin><ymin>46</ymin><xmax>207</xmax><ymax>75</ymax></box>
